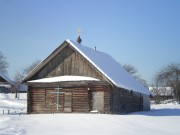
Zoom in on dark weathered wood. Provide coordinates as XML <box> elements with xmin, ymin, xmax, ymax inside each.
<box><xmin>27</xmin><ymin>81</ymin><xmax>112</xmax><ymax>114</ymax></box>
<box><xmin>30</xmin><ymin>45</ymin><xmax>108</xmax><ymax>83</ymax></box>
<box><xmin>112</xmin><ymin>87</ymin><xmax>144</xmax><ymax>114</ymax></box>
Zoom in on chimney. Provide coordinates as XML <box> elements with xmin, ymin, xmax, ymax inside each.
<box><xmin>76</xmin><ymin>35</ymin><xmax>82</xmax><ymax>44</ymax></box>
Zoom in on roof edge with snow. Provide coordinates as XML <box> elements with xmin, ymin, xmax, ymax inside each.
<box><xmin>22</xmin><ymin>39</ymin><xmax>150</xmax><ymax>95</ymax></box>
<box><xmin>0</xmin><ymin>71</ymin><xmax>14</xmax><ymax>85</ymax></box>
<box><xmin>28</xmin><ymin>76</ymin><xmax>100</xmax><ymax>83</ymax></box>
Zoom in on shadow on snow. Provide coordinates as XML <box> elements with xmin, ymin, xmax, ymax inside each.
<box><xmin>131</xmin><ymin>108</ymin><xmax>180</xmax><ymax>116</ymax></box>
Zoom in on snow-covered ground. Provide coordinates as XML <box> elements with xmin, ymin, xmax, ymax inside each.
<box><xmin>0</xmin><ymin>93</ymin><xmax>180</xmax><ymax>135</ymax></box>
<box><xmin>0</xmin><ymin>93</ymin><xmax>27</xmax><ymax>115</ymax></box>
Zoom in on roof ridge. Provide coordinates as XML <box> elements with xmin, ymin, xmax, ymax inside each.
<box><xmin>67</xmin><ymin>40</ymin><xmax>149</xmax><ymax>95</ymax></box>
<box><xmin>22</xmin><ymin>39</ymin><xmax>149</xmax><ymax>95</ymax></box>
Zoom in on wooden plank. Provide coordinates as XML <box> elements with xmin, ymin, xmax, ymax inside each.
<box><xmin>64</xmin><ymin>93</ymin><xmax>72</xmax><ymax>112</ymax></box>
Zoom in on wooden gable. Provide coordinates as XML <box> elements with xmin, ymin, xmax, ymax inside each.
<box><xmin>29</xmin><ymin>42</ymin><xmax>107</xmax><ymax>82</ymax></box>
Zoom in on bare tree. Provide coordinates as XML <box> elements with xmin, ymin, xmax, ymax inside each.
<box><xmin>123</xmin><ymin>64</ymin><xmax>148</xmax><ymax>88</ymax></box>
<box><xmin>123</xmin><ymin>64</ymin><xmax>137</xmax><ymax>77</ymax></box>
<box><xmin>0</xmin><ymin>51</ymin><xmax>8</xmax><ymax>73</ymax></box>
<box><xmin>153</xmin><ymin>63</ymin><xmax>180</xmax><ymax>101</ymax></box>
<box><xmin>150</xmin><ymin>87</ymin><xmax>161</xmax><ymax>103</ymax></box>
<box><xmin>150</xmin><ymin>86</ymin><xmax>173</xmax><ymax>104</ymax></box>
<box><xmin>23</xmin><ymin>60</ymin><xmax>41</xmax><ymax>76</ymax></box>
<box><xmin>14</xmin><ymin>71</ymin><xmax>26</xmax><ymax>84</ymax></box>
<box><xmin>14</xmin><ymin>59</ymin><xmax>41</xmax><ymax>83</ymax></box>
<box><xmin>14</xmin><ymin>60</ymin><xmax>41</xmax><ymax>98</ymax></box>
<box><xmin>137</xmin><ymin>77</ymin><xmax>148</xmax><ymax>88</ymax></box>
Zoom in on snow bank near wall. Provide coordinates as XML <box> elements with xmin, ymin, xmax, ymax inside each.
<box><xmin>143</xmin><ymin>94</ymin><xmax>150</xmax><ymax>111</ymax></box>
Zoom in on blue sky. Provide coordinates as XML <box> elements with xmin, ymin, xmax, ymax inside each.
<box><xmin>0</xmin><ymin>0</ymin><xmax>180</xmax><ymax>84</ymax></box>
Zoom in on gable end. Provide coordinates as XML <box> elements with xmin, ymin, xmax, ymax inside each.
<box><xmin>26</xmin><ymin>42</ymin><xmax>112</xmax><ymax>85</ymax></box>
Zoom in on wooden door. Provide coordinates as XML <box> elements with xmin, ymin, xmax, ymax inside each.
<box><xmin>64</xmin><ymin>93</ymin><xmax>72</xmax><ymax>112</ymax></box>
<box><xmin>92</xmin><ymin>92</ymin><xmax>104</xmax><ymax>113</ymax></box>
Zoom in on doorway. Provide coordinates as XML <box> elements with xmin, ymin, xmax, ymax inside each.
<box><xmin>91</xmin><ymin>91</ymin><xmax>104</xmax><ymax>113</ymax></box>
<box><xmin>64</xmin><ymin>93</ymin><xmax>72</xmax><ymax>112</ymax></box>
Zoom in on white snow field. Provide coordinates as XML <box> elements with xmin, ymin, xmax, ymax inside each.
<box><xmin>0</xmin><ymin>93</ymin><xmax>180</xmax><ymax>135</ymax></box>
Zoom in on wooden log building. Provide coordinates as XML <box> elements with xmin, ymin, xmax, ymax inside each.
<box><xmin>0</xmin><ymin>71</ymin><xmax>14</xmax><ymax>93</ymax></box>
<box><xmin>22</xmin><ymin>38</ymin><xmax>150</xmax><ymax>114</ymax></box>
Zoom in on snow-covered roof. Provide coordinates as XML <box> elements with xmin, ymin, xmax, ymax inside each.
<box><xmin>0</xmin><ymin>84</ymin><xmax>11</xmax><ymax>88</ymax></box>
<box><xmin>28</xmin><ymin>76</ymin><xmax>100</xmax><ymax>83</ymax></box>
<box><xmin>23</xmin><ymin>39</ymin><xmax>149</xmax><ymax>95</ymax></box>
<box><xmin>0</xmin><ymin>71</ymin><xmax>14</xmax><ymax>85</ymax></box>
<box><xmin>67</xmin><ymin>40</ymin><xmax>149</xmax><ymax>95</ymax></box>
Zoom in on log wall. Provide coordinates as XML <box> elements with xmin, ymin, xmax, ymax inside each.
<box><xmin>27</xmin><ymin>81</ymin><xmax>112</xmax><ymax>114</ymax></box>
<box><xmin>113</xmin><ymin>88</ymin><xmax>143</xmax><ymax>114</ymax></box>
<box><xmin>28</xmin><ymin>87</ymin><xmax>90</xmax><ymax>113</ymax></box>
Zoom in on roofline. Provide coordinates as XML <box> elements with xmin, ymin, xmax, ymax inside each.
<box><xmin>67</xmin><ymin>39</ymin><xmax>118</xmax><ymax>87</ymax></box>
<box><xmin>22</xmin><ymin>40</ymin><xmax>69</xmax><ymax>82</ymax></box>
<box><xmin>22</xmin><ymin>39</ymin><xmax>116</xmax><ymax>87</ymax></box>
<box><xmin>21</xmin><ymin>39</ymin><xmax>148</xmax><ymax>95</ymax></box>
<box><xmin>0</xmin><ymin>72</ymin><xmax>14</xmax><ymax>85</ymax></box>
<box><xmin>67</xmin><ymin>40</ymin><xmax>149</xmax><ymax>95</ymax></box>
